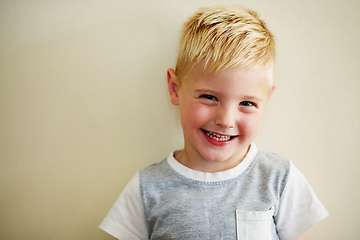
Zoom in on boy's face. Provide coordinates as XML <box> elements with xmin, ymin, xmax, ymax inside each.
<box><xmin>167</xmin><ymin>64</ymin><xmax>274</xmax><ymax>172</ymax></box>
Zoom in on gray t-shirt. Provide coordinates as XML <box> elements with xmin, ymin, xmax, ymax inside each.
<box><xmin>99</xmin><ymin>144</ymin><xmax>329</xmax><ymax>240</ymax></box>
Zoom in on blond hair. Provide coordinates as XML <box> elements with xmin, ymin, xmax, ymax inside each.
<box><xmin>175</xmin><ymin>5</ymin><xmax>275</xmax><ymax>83</ymax></box>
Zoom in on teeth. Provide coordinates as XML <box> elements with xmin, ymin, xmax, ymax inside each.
<box><xmin>205</xmin><ymin>131</ymin><xmax>231</xmax><ymax>141</ymax></box>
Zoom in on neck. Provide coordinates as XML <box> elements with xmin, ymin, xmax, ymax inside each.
<box><xmin>174</xmin><ymin>146</ymin><xmax>250</xmax><ymax>173</ymax></box>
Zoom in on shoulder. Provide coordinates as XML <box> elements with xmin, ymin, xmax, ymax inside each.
<box><xmin>138</xmin><ymin>156</ymin><xmax>182</xmax><ymax>194</ymax></box>
<box><xmin>256</xmin><ymin>149</ymin><xmax>290</xmax><ymax>167</ymax></box>
<box><xmin>139</xmin><ymin>158</ymin><xmax>170</xmax><ymax>180</ymax></box>
<box><xmin>253</xmin><ymin>149</ymin><xmax>291</xmax><ymax>177</ymax></box>
<box><xmin>245</xmin><ymin>149</ymin><xmax>292</xmax><ymax>198</ymax></box>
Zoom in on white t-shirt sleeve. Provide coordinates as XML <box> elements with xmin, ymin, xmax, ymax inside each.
<box><xmin>99</xmin><ymin>172</ymin><xmax>148</xmax><ymax>240</ymax></box>
<box><xmin>275</xmin><ymin>162</ymin><xmax>329</xmax><ymax>240</ymax></box>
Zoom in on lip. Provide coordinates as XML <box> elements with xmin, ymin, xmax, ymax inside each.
<box><xmin>202</xmin><ymin>129</ymin><xmax>237</xmax><ymax>146</ymax></box>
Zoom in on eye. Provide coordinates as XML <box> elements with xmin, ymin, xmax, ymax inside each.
<box><xmin>240</xmin><ymin>101</ymin><xmax>255</xmax><ymax>107</ymax></box>
<box><xmin>200</xmin><ymin>94</ymin><xmax>218</xmax><ymax>101</ymax></box>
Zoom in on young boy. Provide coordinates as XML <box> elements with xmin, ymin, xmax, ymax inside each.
<box><xmin>99</xmin><ymin>5</ymin><xmax>328</xmax><ymax>239</ymax></box>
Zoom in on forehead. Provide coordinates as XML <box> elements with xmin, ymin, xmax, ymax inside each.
<box><xmin>184</xmin><ymin>63</ymin><xmax>273</xmax><ymax>93</ymax></box>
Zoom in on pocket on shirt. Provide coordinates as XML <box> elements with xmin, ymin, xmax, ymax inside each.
<box><xmin>236</xmin><ymin>208</ymin><xmax>275</xmax><ymax>240</ymax></box>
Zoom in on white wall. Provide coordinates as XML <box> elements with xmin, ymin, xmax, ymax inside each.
<box><xmin>1</xmin><ymin>0</ymin><xmax>359</xmax><ymax>239</ymax></box>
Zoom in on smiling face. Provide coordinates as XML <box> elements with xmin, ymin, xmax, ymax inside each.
<box><xmin>168</xmin><ymin>64</ymin><xmax>274</xmax><ymax>172</ymax></box>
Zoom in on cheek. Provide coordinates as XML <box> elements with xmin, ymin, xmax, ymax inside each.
<box><xmin>238</xmin><ymin>115</ymin><xmax>261</xmax><ymax>136</ymax></box>
<box><xmin>180</xmin><ymin>104</ymin><xmax>213</xmax><ymax>128</ymax></box>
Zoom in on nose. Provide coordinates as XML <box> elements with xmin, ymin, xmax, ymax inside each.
<box><xmin>214</xmin><ymin>106</ymin><xmax>235</xmax><ymax>129</ymax></box>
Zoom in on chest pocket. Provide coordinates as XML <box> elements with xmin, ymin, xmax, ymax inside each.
<box><xmin>236</xmin><ymin>208</ymin><xmax>275</xmax><ymax>240</ymax></box>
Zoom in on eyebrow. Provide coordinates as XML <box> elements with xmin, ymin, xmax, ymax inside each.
<box><xmin>242</xmin><ymin>95</ymin><xmax>264</xmax><ymax>103</ymax></box>
<box><xmin>194</xmin><ymin>88</ymin><xmax>215</xmax><ymax>93</ymax></box>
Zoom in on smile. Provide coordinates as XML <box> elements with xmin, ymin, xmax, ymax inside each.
<box><xmin>203</xmin><ymin>130</ymin><xmax>236</xmax><ymax>142</ymax></box>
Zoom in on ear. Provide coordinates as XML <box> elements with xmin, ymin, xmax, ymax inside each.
<box><xmin>268</xmin><ymin>86</ymin><xmax>276</xmax><ymax>99</ymax></box>
<box><xmin>167</xmin><ymin>68</ymin><xmax>180</xmax><ymax>106</ymax></box>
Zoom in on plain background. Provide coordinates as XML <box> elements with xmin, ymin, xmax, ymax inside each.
<box><xmin>1</xmin><ymin>0</ymin><xmax>359</xmax><ymax>239</ymax></box>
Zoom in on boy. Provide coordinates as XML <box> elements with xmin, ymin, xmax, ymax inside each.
<box><xmin>100</xmin><ymin>5</ymin><xmax>328</xmax><ymax>239</ymax></box>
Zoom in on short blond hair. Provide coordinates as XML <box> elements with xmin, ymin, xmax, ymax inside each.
<box><xmin>175</xmin><ymin>5</ymin><xmax>275</xmax><ymax>83</ymax></box>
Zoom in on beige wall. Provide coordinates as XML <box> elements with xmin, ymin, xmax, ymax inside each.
<box><xmin>1</xmin><ymin>0</ymin><xmax>359</xmax><ymax>239</ymax></box>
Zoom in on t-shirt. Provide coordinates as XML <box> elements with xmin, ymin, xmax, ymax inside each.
<box><xmin>99</xmin><ymin>144</ymin><xmax>329</xmax><ymax>239</ymax></box>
